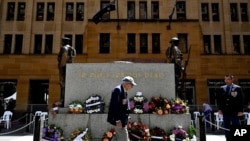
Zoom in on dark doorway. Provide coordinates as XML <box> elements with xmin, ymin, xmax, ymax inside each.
<box><xmin>28</xmin><ymin>80</ymin><xmax>49</xmax><ymax>113</ymax></box>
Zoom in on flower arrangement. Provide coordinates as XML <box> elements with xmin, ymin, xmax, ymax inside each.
<box><xmin>169</xmin><ymin>126</ymin><xmax>189</xmax><ymax>141</ymax></box>
<box><xmin>129</xmin><ymin>92</ymin><xmax>148</xmax><ymax>114</ymax></box>
<box><xmin>84</xmin><ymin>94</ymin><xmax>105</xmax><ymax>114</ymax></box>
<box><xmin>51</xmin><ymin>100</ymin><xmax>62</xmax><ymax>118</ymax></box>
<box><xmin>187</xmin><ymin>125</ymin><xmax>196</xmax><ymax>140</ymax></box>
<box><xmin>68</xmin><ymin>100</ymin><xmax>84</xmax><ymax>114</ymax></box>
<box><xmin>149</xmin><ymin>127</ymin><xmax>167</xmax><ymax>141</ymax></box>
<box><xmin>148</xmin><ymin>96</ymin><xmax>171</xmax><ymax>115</ymax></box>
<box><xmin>102</xmin><ymin>128</ymin><xmax>115</xmax><ymax>141</ymax></box>
<box><xmin>128</xmin><ymin>121</ymin><xmax>150</xmax><ymax>141</ymax></box>
<box><xmin>69</xmin><ymin>128</ymin><xmax>91</xmax><ymax>141</ymax></box>
<box><xmin>42</xmin><ymin>124</ymin><xmax>64</xmax><ymax>141</ymax></box>
<box><xmin>170</xmin><ymin>98</ymin><xmax>187</xmax><ymax>114</ymax></box>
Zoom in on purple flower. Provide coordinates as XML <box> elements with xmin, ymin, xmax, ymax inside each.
<box><xmin>130</xmin><ymin>101</ymin><xmax>135</xmax><ymax>109</ymax></box>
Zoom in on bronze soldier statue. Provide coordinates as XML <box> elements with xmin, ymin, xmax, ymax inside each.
<box><xmin>57</xmin><ymin>37</ymin><xmax>76</xmax><ymax>106</ymax></box>
<box><xmin>166</xmin><ymin>37</ymin><xmax>184</xmax><ymax>98</ymax></box>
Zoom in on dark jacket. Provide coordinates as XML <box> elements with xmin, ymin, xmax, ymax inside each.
<box><xmin>217</xmin><ymin>84</ymin><xmax>244</xmax><ymax>116</ymax></box>
<box><xmin>107</xmin><ymin>85</ymin><xmax>129</xmax><ymax>127</ymax></box>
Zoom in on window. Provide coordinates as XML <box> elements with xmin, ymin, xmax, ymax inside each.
<box><xmin>201</xmin><ymin>3</ymin><xmax>209</xmax><ymax>21</ymax></box>
<box><xmin>140</xmin><ymin>34</ymin><xmax>148</xmax><ymax>53</ymax></box>
<box><xmin>127</xmin><ymin>34</ymin><xmax>136</xmax><ymax>54</ymax></box>
<box><xmin>76</xmin><ymin>3</ymin><xmax>84</xmax><ymax>21</ymax></box>
<box><xmin>139</xmin><ymin>2</ymin><xmax>147</xmax><ymax>19</ymax></box>
<box><xmin>178</xmin><ymin>34</ymin><xmax>188</xmax><ymax>53</ymax></box>
<box><xmin>238</xmin><ymin>80</ymin><xmax>250</xmax><ymax>106</ymax></box>
<box><xmin>214</xmin><ymin>35</ymin><xmax>222</xmax><ymax>54</ymax></box>
<box><xmin>203</xmin><ymin>35</ymin><xmax>211</xmax><ymax>54</ymax></box>
<box><xmin>127</xmin><ymin>2</ymin><xmax>135</xmax><ymax>20</ymax></box>
<box><xmin>28</xmin><ymin>80</ymin><xmax>49</xmax><ymax>106</ymax></box>
<box><xmin>101</xmin><ymin>1</ymin><xmax>111</xmax><ymax>20</ymax></box>
<box><xmin>230</xmin><ymin>3</ymin><xmax>238</xmax><ymax>22</ymax></box>
<box><xmin>240</xmin><ymin>3</ymin><xmax>248</xmax><ymax>22</ymax></box>
<box><xmin>152</xmin><ymin>34</ymin><xmax>160</xmax><ymax>53</ymax></box>
<box><xmin>151</xmin><ymin>2</ymin><xmax>159</xmax><ymax>19</ymax></box>
<box><xmin>243</xmin><ymin>35</ymin><xmax>250</xmax><ymax>54</ymax></box>
<box><xmin>34</xmin><ymin>34</ymin><xmax>42</xmax><ymax>54</ymax></box>
<box><xmin>207</xmin><ymin>79</ymin><xmax>224</xmax><ymax>105</ymax></box>
<box><xmin>3</xmin><ymin>35</ymin><xmax>12</xmax><ymax>54</ymax></box>
<box><xmin>45</xmin><ymin>35</ymin><xmax>53</xmax><ymax>54</ymax></box>
<box><xmin>47</xmin><ymin>3</ymin><xmax>55</xmax><ymax>21</ymax></box>
<box><xmin>14</xmin><ymin>35</ymin><xmax>23</xmax><ymax>54</ymax></box>
<box><xmin>36</xmin><ymin>3</ymin><xmax>44</xmax><ymax>21</ymax></box>
<box><xmin>75</xmin><ymin>35</ymin><xmax>83</xmax><ymax>54</ymax></box>
<box><xmin>212</xmin><ymin>3</ymin><xmax>220</xmax><ymax>21</ymax></box>
<box><xmin>232</xmin><ymin>35</ymin><xmax>241</xmax><ymax>54</ymax></box>
<box><xmin>178</xmin><ymin>80</ymin><xmax>196</xmax><ymax>105</ymax></box>
<box><xmin>66</xmin><ymin>3</ymin><xmax>74</xmax><ymax>21</ymax></box>
<box><xmin>176</xmin><ymin>1</ymin><xmax>186</xmax><ymax>20</ymax></box>
<box><xmin>7</xmin><ymin>2</ymin><xmax>15</xmax><ymax>21</ymax></box>
<box><xmin>99</xmin><ymin>33</ymin><xmax>110</xmax><ymax>54</ymax></box>
<box><xmin>17</xmin><ymin>3</ymin><xmax>25</xmax><ymax>21</ymax></box>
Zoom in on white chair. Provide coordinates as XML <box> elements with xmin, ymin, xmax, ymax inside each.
<box><xmin>0</xmin><ymin>111</ymin><xmax>13</xmax><ymax>129</ymax></box>
<box><xmin>214</xmin><ymin>112</ymin><xmax>223</xmax><ymax>130</ymax></box>
<box><xmin>192</xmin><ymin>111</ymin><xmax>200</xmax><ymax>127</ymax></box>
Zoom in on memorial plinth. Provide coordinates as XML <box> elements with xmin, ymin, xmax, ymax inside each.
<box><xmin>48</xmin><ymin>63</ymin><xmax>191</xmax><ymax>140</ymax></box>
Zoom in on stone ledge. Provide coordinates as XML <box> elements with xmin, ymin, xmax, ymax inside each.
<box><xmin>49</xmin><ymin>113</ymin><xmax>191</xmax><ymax>140</ymax></box>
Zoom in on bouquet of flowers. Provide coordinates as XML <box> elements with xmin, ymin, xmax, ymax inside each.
<box><xmin>84</xmin><ymin>94</ymin><xmax>105</xmax><ymax>113</ymax></box>
<box><xmin>102</xmin><ymin>128</ymin><xmax>115</xmax><ymax>141</ymax></box>
<box><xmin>42</xmin><ymin>124</ymin><xmax>64</xmax><ymax>141</ymax></box>
<box><xmin>128</xmin><ymin>121</ymin><xmax>150</xmax><ymax>141</ymax></box>
<box><xmin>170</xmin><ymin>98</ymin><xmax>187</xmax><ymax>114</ymax></box>
<box><xmin>148</xmin><ymin>96</ymin><xmax>171</xmax><ymax>115</ymax></box>
<box><xmin>169</xmin><ymin>126</ymin><xmax>189</xmax><ymax>141</ymax></box>
<box><xmin>130</xmin><ymin>92</ymin><xmax>148</xmax><ymax>114</ymax></box>
<box><xmin>149</xmin><ymin>127</ymin><xmax>167</xmax><ymax>141</ymax></box>
<box><xmin>68</xmin><ymin>100</ymin><xmax>84</xmax><ymax>114</ymax></box>
<box><xmin>69</xmin><ymin>128</ymin><xmax>91</xmax><ymax>141</ymax></box>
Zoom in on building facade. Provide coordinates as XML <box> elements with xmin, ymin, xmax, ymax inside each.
<box><xmin>0</xmin><ymin>0</ymin><xmax>250</xmax><ymax>112</ymax></box>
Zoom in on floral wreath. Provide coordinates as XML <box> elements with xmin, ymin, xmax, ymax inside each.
<box><xmin>84</xmin><ymin>94</ymin><xmax>105</xmax><ymax>114</ymax></box>
<box><xmin>42</xmin><ymin>124</ymin><xmax>64</xmax><ymax>141</ymax></box>
<box><xmin>129</xmin><ymin>92</ymin><xmax>148</xmax><ymax>114</ymax></box>
<box><xmin>69</xmin><ymin>128</ymin><xmax>91</xmax><ymax>141</ymax></box>
<box><xmin>169</xmin><ymin>126</ymin><xmax>189</xmax><ymax>141</ymax></box>
<box><xmin>149</xmin><ymin>127</ymin><xmax>167</xmax><ymax>141</ymax></box>
<box><xmin>170</xmin><ymin>98</ymin><xmax>187</xmax><ymax>114</ymax></box>
<box><xmin>68</xmin><ymin>100</ymin><xmax>84</xmax><ymax>114</ymax></box>
<box><xmin>127</xmin><ymin>119</ymin><xmax>150</xmax><ymax>141</ymax></box>
<box><xmin>148</xmin><ymin>96</ymin><xmax>171</xmax><ymax>115</ymax></box>
<box><xmin>102</xmin><ymin>128</ymin><xmax>115</xmax><ymax>141</ymax></box>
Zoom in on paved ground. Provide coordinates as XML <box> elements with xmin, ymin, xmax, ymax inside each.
<box><xmin>0</xmin><ymin>134</ymin><xmax>226</xmax><ymax>141</ymax></box>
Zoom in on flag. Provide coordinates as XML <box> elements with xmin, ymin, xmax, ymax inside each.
<box><xmin>92</xmin><ymin>0</ymin><xmax>116</xmax><ymax>24</ymax></box>
<box><xmin>167</xmin><ymin>1</ymin><xmax>176</xmax><ymax>29</ymax></box>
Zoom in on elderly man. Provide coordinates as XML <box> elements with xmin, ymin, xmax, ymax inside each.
<box><xmin>107</xmin><ymin>76</ymin><xmax>137</xmax><ymax>141</ymax></box>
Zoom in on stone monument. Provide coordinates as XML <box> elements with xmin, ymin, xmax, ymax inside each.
<box><xmin>48</xmin><ymin>63</ymin><xmax>191</xmax><ymax>140</ymax></box>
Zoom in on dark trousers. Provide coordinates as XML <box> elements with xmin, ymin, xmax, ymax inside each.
<box><xmin>223</xmin><ymin>115</ymin><xmax>240</xmax><ymax>141</ymax></box>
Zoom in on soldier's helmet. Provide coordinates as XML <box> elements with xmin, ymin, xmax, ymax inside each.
<box><xmin>169</xmin><ymin>37</ymin><xmax>179</xmax><ymax>43</ymax></box>
<box><xmin>62</xmin><ymin>37</ymin><xmax>71</xmax><ymax>45</ymax></box>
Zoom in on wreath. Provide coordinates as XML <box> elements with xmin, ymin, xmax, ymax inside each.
<box><xmin>102</xmin><ymin>128</ymin><xmax>115</xmax><ymax>141</ymax></box>
<box><xmin>128</xmin><ymin>120</ymin><xmax>150</xmax><ymax>141</ymax></box>
<box><xmin>129</xmin><ymin>92</ymin><xmax>148</xmax><ymax>114</ymax></box>
<box><xmin>148</xmin><ymin>96</ymin><xmax>171</xmax><ymax>115</ymax></box>
<box><xmin>170</xmin><ymin>98</ymin><xmax>187</xmax><ymax>114</ymax></box>
<box><xmin>169</xmin><ymin>126</ymin><xmax>189</xmax><ymax>141</ymax></box>
<box><xmin>42</xmin><ymin>124</ymin><xmax>64</xmax><ymax>141</ymax></box>
<box><xmin>69</xmin><ymin>128</ymin><xmax>91</xmax><ymax>141</ymax></box>
<box><xmin>68</xmin><ymin>100</ymin><xmax>84</xmax><ymax>114</ymax></box>
<box><xmin>149</xmin><ymin>127</ymin><xmax>167</xmax><ymax>141</ymax></box>
<box><xmin>84</xmin><ymin>94</ymin><xmax>105</xmax><ymax>113</ymax></box>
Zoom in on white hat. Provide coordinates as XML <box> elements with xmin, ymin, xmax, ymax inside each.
<box><xmin>122</xmin><ymin>76</ymin><xmax>137</xmax><ymax>86</ymax></box>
